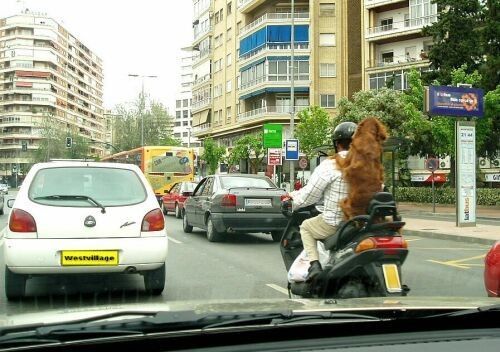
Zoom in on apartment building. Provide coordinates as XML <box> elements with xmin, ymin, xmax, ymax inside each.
<box><xmin>174</xmin><ymin>53</ymin><xmax>200</xmax><ymax>147</ymax></box>
<box><xmin>0</xmin><ymin>11</ymin><xmax>104</xmax><ymax>177</ymax></box>
<box><xmin>361</xmin><ymin>0</ymin><xmax>437</xmax><ymax>90</ymax></box>
<box><xmin>190</xmin><ymin>0</ymin><xmax>362</xmax><ymax>150</ymax></box>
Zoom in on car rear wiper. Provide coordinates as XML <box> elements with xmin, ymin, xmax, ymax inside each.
<box><xmin>34</xmin><ymin>195</ymin><xmax>106</xmax><ymax>213</ymax></box>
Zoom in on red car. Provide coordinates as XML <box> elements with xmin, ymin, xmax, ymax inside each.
<box><xmin>485</xmin><ymin>241</ymin><xmax>500</xmax><ymax>297</ymax></box>
<box><xmin>161</xmin><ymin>181</ymin><xmax>197</xmax><ymax>218</ymax></box>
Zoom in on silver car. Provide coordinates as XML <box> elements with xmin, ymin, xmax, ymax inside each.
<box><xmin>0</xmin><ymin>183</ymin><xmax>8</xmax><ymax>195</ymax></box>
<box><xmin>182</xmin><ymin>174</ymin><xmax>288</xmax><ymax>242</ymax></box>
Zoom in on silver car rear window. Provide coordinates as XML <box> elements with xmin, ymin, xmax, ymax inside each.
<box><xmin>220</xmin><ymin>176</ymin><xmax>275</xmax><ymax>189</ymax></box>
<box><xmin>29</xmin><ymin>167</ymin><xmax>147</xmax><ymax>207</ymax></box>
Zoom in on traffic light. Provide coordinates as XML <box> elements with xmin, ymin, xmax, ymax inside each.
<box><xmin>21</xmin><ymin>141</ymin><xmax>27</xmax><ymax>152</ymax></box>
<box><xmin>65</xmin><ymin>137</ymin><xmax>72</xmax><ymax>148</ymax></box>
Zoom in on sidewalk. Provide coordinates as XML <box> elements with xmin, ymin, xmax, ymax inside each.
<box><xmin>397</xmin><ymin>202</ymin><xmax>499</xmax><ymax>245</ymax></box>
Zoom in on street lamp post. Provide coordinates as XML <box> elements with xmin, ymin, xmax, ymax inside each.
<box><xmin>128</xmin><ymin>74</ymin><xmax>158</xmax><ymax>147</ymax></box>
<box><xmin>289</xmin><ymin>0</ymin><xmax>295</xmax><ymax>191</ymax></box>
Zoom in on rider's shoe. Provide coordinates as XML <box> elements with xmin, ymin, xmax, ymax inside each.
<box><xmin>306</xmin><ymin>260</ymin><xmax>323</xmax><ymax>281</ymax></box>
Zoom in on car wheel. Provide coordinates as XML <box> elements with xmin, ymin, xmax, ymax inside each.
<box><xmin>182</xmin><ymin>211</ymin><xmax>193</xmax><ymax>233</ymax></box>
<box><xmin>161</xmin><ymin>202</ymin><xmax>167</xmax><ymax>215</ymax></box>
<box><xmin>143</xmin><ymin>264</ymin><xmax>165</xmax><ymax>295</ymax></box>
<box><xmin>206</xmin><ymin>216</ymin><xmax>225</xmax><ymax>242</ymax></box>
<box><xmin>175</xmin><ymin>203</ymin><xmax>181</xmax><ymax>219</ymax></box>
<box><xmin>271</xmin><ymin>231</ymin><xmax>282</xmax><ymax>242</ymax></box>
<box><xmin>5</xmin><ymin>267</ymin><xmax>26</xmax><ymax>300</ymax></box>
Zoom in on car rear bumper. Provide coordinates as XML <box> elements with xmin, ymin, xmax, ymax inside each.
<box><xmin>4</xmin><ymin>236</ymin><xmax>168</xmax><ymax>274</ymax></box>
<box><xmin>211</xmin><ymin>212</ymin><xmax>287</xmax><ymax>233</ymax></box>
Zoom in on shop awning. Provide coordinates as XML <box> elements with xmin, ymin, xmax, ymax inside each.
<box><xmin>192</xmin><ymin>110</ymin><xmax>210</xmax><ymax>126</ymax></box>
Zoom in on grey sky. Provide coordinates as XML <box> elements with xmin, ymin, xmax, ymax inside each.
<box><xmin>2</xmin><ymin>0</ymin><xmax>193</xmax><ymax>114</ymax></box>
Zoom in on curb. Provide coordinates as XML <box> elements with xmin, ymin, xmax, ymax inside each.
<box><xmin>404</xmin><ymin>229</ymin><xmax>496</xmax><ymax>246</ymax></box>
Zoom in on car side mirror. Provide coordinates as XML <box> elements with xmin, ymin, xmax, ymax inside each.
<box><xmin>7</xmin><ymin>199</ymin><xmax>14</xmax><ymax>208</ymax></box>
<box><xmin>182</xmin><ymin>191</ymin><xmax>193</xmax><ymax>197</ymax></box>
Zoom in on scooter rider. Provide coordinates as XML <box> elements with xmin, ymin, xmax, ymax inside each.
<box><xmin>286</xmin><ymin>121</ymin><xmax>357</xmax><ymax>281</ymax></box>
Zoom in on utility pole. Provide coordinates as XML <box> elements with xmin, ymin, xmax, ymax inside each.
<box><xmin>128</xmin><ymin>74</ymin><xmax>158</xmax><ymax>147</ymax></box>
<box><xmin>289</xmin><ymin>0</ymin><xmax>295</xmax><ymax>191</ymax></box>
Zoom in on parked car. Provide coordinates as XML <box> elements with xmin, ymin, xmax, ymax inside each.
<box><xmin>161</xmin><ymin>181</ymin><xmax>198</xmax><ymax>218</ymax></box>
<box><xmin>4</xmin><ymin>161</ymin><xmax>168</xmax><ymax>299</ymax></box>
<box><xmin>0</xmin><ymin>192</ymin><xmax>4</xmax><ymax>215</ymax></box>
<box><xmin>0</xmin><ymin>183</ymin><xmax>8</xmax><ymax>194</ymax></box>
<box><xmin>182</xmin><ymin>174</ymin><xmax>287</xmax><ymax>242</ymax></box>
<box><xmin>484</xmin><ymin>241</ymin><xmax>500</xmax><ymax>297</ymax></box>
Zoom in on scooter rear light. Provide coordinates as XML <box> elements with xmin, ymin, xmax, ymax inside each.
<box><xmin>355</xmin><ymin>238</ymin><xmax>376</xmax><ymax>253</ymax></box>
<box><xmin>355</xmin><ymin>236</ymin><xmax>407</xmax><ymax>253</ymax></box>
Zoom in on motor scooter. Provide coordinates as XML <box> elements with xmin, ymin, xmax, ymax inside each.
<box><xmin>280</xmin><ymin>192</ymin><xmax>410</xmax><ymax>298</ymax></box>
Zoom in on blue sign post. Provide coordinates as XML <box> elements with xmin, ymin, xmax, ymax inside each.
<box><xmin>285</xmin><ymin>139</ymin><xmax>299</xmax><ymax>160</ymax></box>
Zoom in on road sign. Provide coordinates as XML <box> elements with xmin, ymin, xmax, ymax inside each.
<box><xmin>299</xmin><ymin>157</ymin><xmax>308</xmax><ymax>169</ymax></box>
<box><xmin>285</xmin><ymin>139</ymin><xmax>299</xmax><ymax>160</ymax></box>
<box><xmin>267</xmin><ymin>148</ymin><xmax>282</xmax><ymax>166</ymax></box>
<box><xmin>425</xmin><ymin>158</ymin><xmax>439</xmax><ymax>172</ymax></box>
<box><xmin>263</xmin><ymin>124</ymin><xmax>282</xmax><ymax>148</ymax></box>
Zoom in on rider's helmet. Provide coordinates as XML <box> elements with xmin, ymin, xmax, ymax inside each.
<box><xmin>332</xmin><ymin>121</ymin><xmax>357</xmax><ymax>150</ymax></box>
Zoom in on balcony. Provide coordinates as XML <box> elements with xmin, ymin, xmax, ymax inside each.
<box><xmin>366</xmin><ymin>54</ymin><xmax>430</xmax><ymax>70</ymax></box>
<box><xmin>239</xmin><ymin>43</ymin><xmax>310</xmax><ymax>66</ymax></box>
<box><xmin>193</xmin><ymin>25</ymin><xmax>213</xmax><ymax>43</ymax></box>
<box><xmin>366</xmin><ymin>15</ymin><xmax>438</xmax><ymax>42</ymax></box>
<box><xmin>237</xmin><ymin>105</ymin><xmax>308</xmax><ymax>124</ymax></box>
<box><xmin>365</xmin><ymin>0</ymin><xmax>407</xmax><ymax>10</ymax></box>
<box><xmin>192</xmin><ymin>73</ymin><xmax>212</xmax><ymax>88</ymax></box>
<box><xmin>192</xmin><ymin>123</ymin><xmax>211</xmax><ymax>135</ymax></box>
<box><xmin>191</xmin><ymin>97</ymin><xmax>212</xmax><ymax>113</ymax></box>
<box><xmin>239</xmin><ymin>75</ymin><xmax>311</xmax><ymax>99</ymax></box>
<box><xmin>237</xmin><ymin>0</ymin><xmax>266</xmax><ymax>14</ymax></box>
<box><xmin>240</xmin><ymin>12</ymin><xmax>310</xmax><ymax>37</ymax></box>
<box><xmin>192</xmin><ymin>49</ymin><xmax>212</xmax><ymax>67</ymax></box>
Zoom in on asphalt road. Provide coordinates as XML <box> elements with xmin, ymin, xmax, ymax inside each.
<box><xmin>0</xmin><ymin>192</ymin><xmax>491</xmax><ymax>316</ymax></box>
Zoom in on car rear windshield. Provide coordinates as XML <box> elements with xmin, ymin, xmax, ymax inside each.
<box><xmin>220</xmin><ymin>176</ymin><xmax>275</xmax><ymax>189</ymax></box>
<box><xmin>29</xmin><ymin>167</ymin><xmax>147</xmax><ymax>207</ymax></box>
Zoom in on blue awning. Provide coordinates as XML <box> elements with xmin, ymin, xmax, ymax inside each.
<box><xmin>240</xmin><ymin>25</ymin><xmax>309</xmax><ymax>57</ymax></box>
<box><xmin>239</xmin><ymin>87</ymin><xmax>310</xmax><ymax>100</ymax></box>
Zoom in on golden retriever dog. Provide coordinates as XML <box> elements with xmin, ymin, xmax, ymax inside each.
<box><xmin>336</xmin><ymin>117</ymin><xmax>388</xmax><ymax>219</ymax></box>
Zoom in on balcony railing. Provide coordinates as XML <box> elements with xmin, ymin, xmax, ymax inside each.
<box><xmin>240</xmin><ymin>12</ymin><xmax>310</xmax><ymax>37</ymax></box>
<box><xmin>367</xmin><ymin>54</ymin><xmax>429</xmax><ymax>68</ymax></box>
<box><xmin>240</xmin><ymin>42</ymin><xmax>310</xmax><ymax>62</ymax></box>
<box><xmin>367</xmin><ymin>15</ymin><xmax>438</xmax><ymax>37</ymax></box>
<box><xmin>191</xmin><ymin>97</ymin><xmax>212</xmax><ymax>111</ymax></box>
<box><xmin>193</xmin><ymin>25</ymin><xmax>213</xmax><ymax>41</ymax></box>
<box><xmin>192</xmin><ymin>49</ymin><xmax>212</xmax><ymax>66</ymax></box>
<box><xmin>237</xmin><ymin>105</ymin><xmax>308</xmax><ymax>123</ymax></box>
<box><xmin>192</xmin><ymin>73</ymin><xmax>212</xmax><ymax>87</ymax></box>
<box><xmin>365</xmin><ymin>0</ymin><xmax>407</xmax><ymax>9</ymax></box>
<box><xmin>239</xmin><ymin>75</ymin><xmax>310</xmax><ymax>91</ymax></box>
<box><xmin>193</xmin><ymin>123</ymin><xmax>211</xmax><ymax>134</ymax></box>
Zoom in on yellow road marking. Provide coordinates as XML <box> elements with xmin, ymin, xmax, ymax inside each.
<box><xmin>427</xmin><ymin>254</ymin><xmax>486</xmax><ymax>270</ymax></box>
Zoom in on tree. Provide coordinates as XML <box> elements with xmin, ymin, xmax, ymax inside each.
<box><xmin>294</xmin><ymin>106</ymin><xmax>332</xmax><ymax>159</ymax></box>
<box><xmin>422</xmin><ymin>0</ymin><xmax>484</xmax><ymax>85</ymax></box>
<box><xmin>201</xmin><ymin>137</ymin><xmax>226</xmax><ymax>175</ymax></box>
<box><xmin>479</xmin><ymin>0</ymin><xmax>500</xmax><ymax>91</ymax></box>
<box><xmin>227</xmin><ymin>134</ymin><xmax>266</xmax><ymax>174</ymax></box>
<box><xmin>113</xmin><ymin>94</ymin><xmax>176</xmax><ymax>151</ymax></box>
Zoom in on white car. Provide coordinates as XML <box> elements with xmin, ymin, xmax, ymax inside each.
<box><xmin>0</xmin><ymin>183</ymin><xmax>8</xmax><ymax>194</ymax></box>
<box><xmin>3</xmin><ymin>161</ymin><xmax>168</xmax><ymax>299</ymax></box>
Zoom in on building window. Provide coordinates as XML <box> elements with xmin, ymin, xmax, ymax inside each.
<box><xmin>319</xmin><ymin>3</ymin><xmax>335</xmax><ymax>16</ymax></box>
<box><xmin>176</xmin><ymin>111</ymin><xmax>181</xmax><ymax>119</ymax></box>
<box><xmin>319</xmin><ymin>33</ymin><xmax>336</xmax><ymax>46</ymax></box>
<box><xmin>320</xmin><ymin>63</ymin><xmax>336</xmax><ymax>77</ymax></box>
<box><xmin>226</xmin><ymin>79</ymin><xmax>232</xmax><ymax>92</ymax></box>
<box><xmin>183</xmin><ymin>110</ymin><xmax>188</xmax><ymax>118</ymax></box>
<box><xmin>226</xmin><ymin>53</ymin><xmax>232</xmax><ymax>66</ymax></box>
<box><xmin>183</xmin><ymin>132</ymin><xmax>188</xmax><ymax>137</ymax></box>
<box><xmin>226</xmin><ymin>106</ymin><xmax>232</xmax><ymax>119</ymax></box>
<box><xmin>380</xmin><ymin>18</ymin><xmax>393</xmax><ymax>31</ymax></box>
<box><xmin>176</xmin><ymin>100</ymin><xmax>181</xmax><ymax>108</ymax></box>
<box><xmin>214</xmin><ymin>110</ymin><xmax>219</xmax><ymax>122</ymax></box>
<box><xmin>183</xmin><ymin>121</ymin><xmax>189</xmax><ymax>126</ymax></box>
<box><xmin>183</xmin><ymin>99</ymin><xmax>189</xmax><ymax>107</ymax></box>
<box><xmin>320</xmin><ymin>94</ymin><xmax>336</xmax><ymax>108</ymax></box>
<box><xmin>227</xmin><ymin>1</ymin><xmax>232</xmax><ymax>15</ymax></box>
<box><xmin>369</xmin><ymin>70</ymin><xmax>408</xmax><ymax>91</ymax></box>
<box><xmin>175</xmin><ymin>121</ymin><xmax>181</xmax><ymax>127</ymax></box>
<box><xmin>174</xmin><ymin>133</ymin><xmax>181</xmax><ymax>138</ymax></box>
<box><xmin>214</xmin><ymin>59</ymin><xmax>222</xmax><ymax>72</ymax></box>
<box><xmin>226</xmin><ymin>28</ymin><xmax>232</xmax><ymax>41</ymax></box>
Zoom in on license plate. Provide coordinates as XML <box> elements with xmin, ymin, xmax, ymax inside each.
<box><xmin>382</xmin><ymin>264</ymin><xmax>402</xmax><ymax>293</ymax></box>
<box><xmin>61</xmin><ymin>250</ymin><xmax>119</xmax><ymax>266</ymax></box>
<box><xmin>245</xmin><ymin>198</ymin><xmax>272</xmax><ymax>207</ymax></box>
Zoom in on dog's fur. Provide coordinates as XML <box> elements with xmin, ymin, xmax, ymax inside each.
<box><xmin>336</xmin><ymin>117</ymin><xmax>388</xmax><ymax>219</ymax></box>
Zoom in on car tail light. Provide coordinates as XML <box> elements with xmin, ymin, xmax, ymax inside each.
<box><xmin>9</xmin><ymin>209</ymin><xmax>37</xmax><ymax>233</ymax></box>
<box><xmin>355</xmin><ymin>236</ymin><xmax>407</xmax><ymax>253</ymax></box>
<box><xmin>221</xmin><ymin>194</ymin><xmax>236</xmax><ymax>207</ymax></box>
<box><xmin>142</xmin><ymin>209</ymin><xmax>165</xmax><ymax>232</ymax></box>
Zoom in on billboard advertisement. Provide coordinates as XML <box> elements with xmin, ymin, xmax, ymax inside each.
<box><xmin>427</xmin><ymin>86</ymin><xmax>484</xmax><ymax>117</ymax></box>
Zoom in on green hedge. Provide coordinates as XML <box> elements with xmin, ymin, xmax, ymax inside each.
<box><xmin>395</xmin><ymin>187</ymin><xmax>500</xmax><ymax>206</ymax></box>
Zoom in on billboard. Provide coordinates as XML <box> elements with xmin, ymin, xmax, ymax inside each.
<box><xmin>263</xmin><ymin>124</ymin><xmax>283</xmax><ymax>148</ymax></box>
<box><xmin>426</xmin><ymin>86</ymin><xmax>484</xmax><ymax>117</ymax></box>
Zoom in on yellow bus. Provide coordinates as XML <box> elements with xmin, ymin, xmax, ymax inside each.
<box><xmin>101</xmin><ymin>146</ymin><xmax>195</xmax><ymax>201</ymax></box>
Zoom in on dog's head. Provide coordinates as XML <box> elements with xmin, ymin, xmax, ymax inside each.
<box><xmin>353</xmin><ymin>117</ymin><xmax>388</xmax><ymax>144</ymax></box>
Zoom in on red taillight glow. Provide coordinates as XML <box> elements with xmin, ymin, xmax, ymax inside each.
<box><xmin>221</xmin><ymin>194</ymin><xmax>236</xmax><ymax>207</ymax></box>
<box><xmin>142</xmin><ymin>209</ymin><xmax>165</xmax><ymax>232</ymax></box>
<box><xmin>9</xmin><ymin>209</ymin><xmax>37</xmax><ymax>233</ymax></box>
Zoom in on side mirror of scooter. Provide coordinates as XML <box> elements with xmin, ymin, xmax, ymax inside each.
<box><xmin>280</xmin><ymin>197</ymin><xmax>293</xmax><ymax>217</ymax></box>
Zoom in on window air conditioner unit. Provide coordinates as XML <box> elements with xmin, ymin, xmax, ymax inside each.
<box><xmin>492</xmin><ymin>158</ymin><xmax>500</xmax><ymax>168</ymax></box>
<box><xmin>479</xmin><ymin>157</ymin><xmax>490</xmax><ymax>169</ymax></box>
<box><xmin>439</xmin><ymin>156</ymin><xmax>451</xmax><ymax>169</ymax></box>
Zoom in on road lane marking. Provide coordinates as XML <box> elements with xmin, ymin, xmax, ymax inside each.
<box><xmin>266</xmin><ymin>284</ymin><xmax>289</xmax><ymax>296</ymax></box>
<box><xmin>167</xmin><ymin>237</ymin><xmax>182</xmax><ymax>244</ymax></box>
<box><xmin>405</xmin><ymin>238</ymin><xmax>422</xmax><ymax>242</ymax></box>
<box><xmin>413</xmin><ymin>247</ymin><xmax>489</xmax><ymax>251</ymax></box>
<box><xmin>427</xmin><ymin>254</ymin><xmax>486</xmax><ymax>270</ymax></box>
